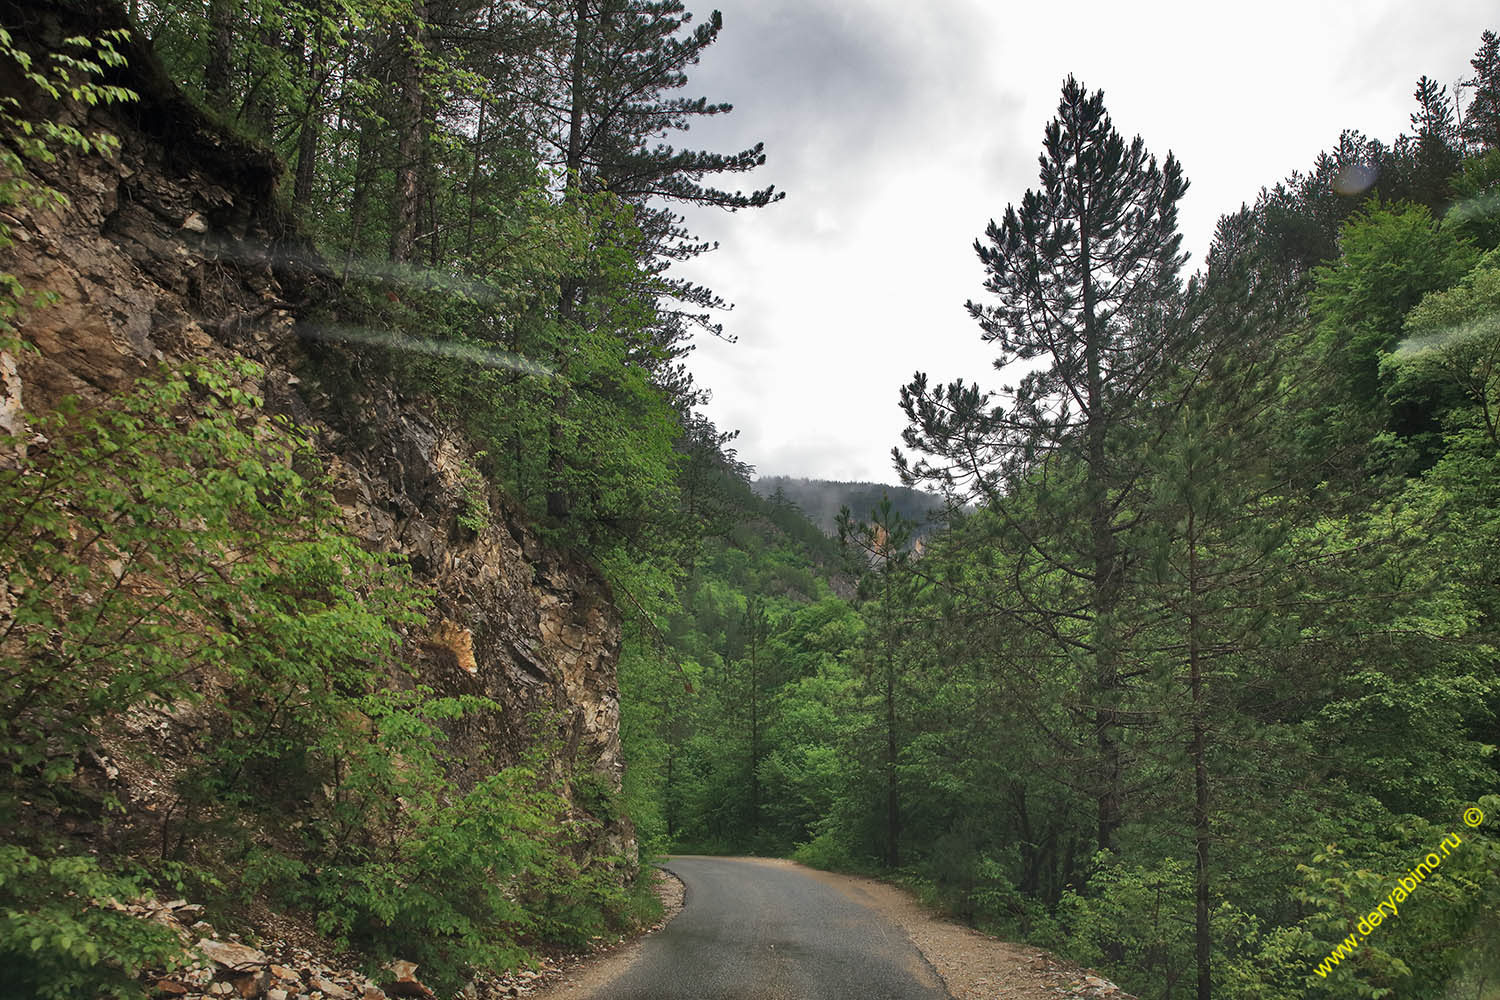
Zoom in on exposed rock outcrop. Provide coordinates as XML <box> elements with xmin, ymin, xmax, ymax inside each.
<box><xmin>0</xmin><ymin>0</ymin><xmax>630</xmax><ymax>861</ymax></box>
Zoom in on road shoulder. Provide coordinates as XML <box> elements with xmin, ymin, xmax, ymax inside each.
<box><xmin>762</xmin><ymin>859</ymin><xmax>1134</xmax><ymax>1000</ymax></box>
<box><xmin>526</xmin><ymin>866</ymin><xmax>686</xmax><ymax>998</ymax></box>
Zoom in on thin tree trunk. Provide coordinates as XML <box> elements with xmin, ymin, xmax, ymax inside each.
<box><xmin>292</xmin><ymin>18</ymin><xmax>325</xmax><ymax>213</ymax></box>
<box><xmin>749</xmin><ymin>611</ymin><xmax>760</xmax><ymax>835</ymax></box>
<box><xmin>565</xmin><ymin>0</ymin><xmax>588</xmax><ymax>183</ymax></box>
<box><xmin>545</xmin><ymin>0</ymin><xmax>591</xmax><ymax>521</ymax></box>
<box><xmin>343</xmin><ymin>118</ymin><xmax>376</xmax><ymax>277</ymax></box>
<box><xmin>389</xmin><ymin>3</ymin><xmax>427</xmax><ymax>263</ymax></box>
<box><xmin>1188</xmin><ymin>503</ymin><xmax>1212</xmax><ymax>1000</ymax></box>
<box><xmin>205</xmin><ymin>0</ymin><xmax>234</xmax><ymax>103</ymax></box>
<box><xmin>423</xmin><ymin>93</ymin><xmax>440</xmax><ymax>267</ymax></box>
<box><xmin>243</xmin><ymin>23</ymin><xmax>281</xmax><ymax>136</ymax></box>
<box><xmin>463</xmin><ymin>92</ymin><xmax>487</xmax><ymax>261</ymax></box>
<box><xmin>1080</xmin><ymin>185</ymin><xmax>1123</xmax><ymax>856</ymax></box>
<box><xmin>884</xmin><ymin>568</ymin><xmax>900</xmax><ymax>868</ymax></box>
<box><xmin>462</xmin><ymin>2</ymin><xmax>495</xmax><ymax>263</ymax></box>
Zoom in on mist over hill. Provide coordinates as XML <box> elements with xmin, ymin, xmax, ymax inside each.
<box><xmin>751</xmin><ymin>476</ymin><xmax>950</xmax><ymax>536</ymax></box>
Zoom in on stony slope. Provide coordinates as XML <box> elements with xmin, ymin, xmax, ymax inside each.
<box><xmin>0</xmin><ymin>0</ymin><xmax>634</xmax><ymax>986</ymax></box>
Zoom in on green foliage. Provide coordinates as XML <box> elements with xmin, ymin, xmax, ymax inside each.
<box><xmin>0</xmin><ymin>358</ymin><xmax>657</xmax><ymax>993</ymax></box>
<box><xmin>0</xmin><ymin>361</ymin><xmax>429</xmax><ymax>1000</ymax></box>
<box><xmin>1446</xmin><ymin>149</ymin><xmax>1500</xmax><ymax>250</ymax></box>
<box><xmin>0</xmin><ymin>26</ymin><xmax>135</xmax><ymax>334</ymax></box>
<box><xmin>306</xmin><ymin>750</ymin><xmax>552</xmax><ymax>985</ymax></box>
<box><xmin>455</xmin><ymin>451</ymin><xmax>492</xmax><ymax>532</ymax></box>
<box><xmin>1058</xmin><ymin>855</ymin><xmax>1198</xmax><ymax>994</ymax></box>
<box><xmin>0</xmin><ymin>359</ymin><xmax>419</xmax><ymax>786</ymax></box>
<box><xmin>1304</xmin><ymin>199</ymin><xmax>1478</xmax><ymax>465</ymax></box>
<box><xmin>1386</xmin><ymin>250</ymin><xmax>1500</xmax><ymax>451</ymax></box>
<box><xmin>1292</xmin><ymin>805</ymin><xmax>1500</xmax><ymax>1000</ymax></box>
<box><xmin>0</xmin><ymin>847</ymin><xmax>184</xmax><ymax>1000</ymax></box>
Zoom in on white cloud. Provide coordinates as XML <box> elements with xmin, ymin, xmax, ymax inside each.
<box><xmin>667</xmin><ymin>0</ymin><xmax>1497</xmax><ymax>482</ymax></box>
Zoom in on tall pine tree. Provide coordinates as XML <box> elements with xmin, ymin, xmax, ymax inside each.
<box><xmin>1461</xmin><ymin>29</ymin><xmax>1500</xmax><ymax>151</ymax></box>
<box><xmin>897</xmin><ymin>76</ymin><xmax>1187</xmax><ymax>852</ymax></box>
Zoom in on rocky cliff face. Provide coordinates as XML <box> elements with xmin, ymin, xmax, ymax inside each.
<box><xmin>1</xmin><ymin>0</ymin><xmax>630</xmax><ymax>858</ymax></box>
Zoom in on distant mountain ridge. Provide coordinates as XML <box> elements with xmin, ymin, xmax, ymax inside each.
<box><xmin>751</xmin><ymin>476</ymin><xmax>949</xmax><ymax>536</ymax></box>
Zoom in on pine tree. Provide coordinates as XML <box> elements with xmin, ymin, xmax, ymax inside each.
<box><xmin>1461</xmin><ymin>29</ymin><xmax>1500</xmax><ymax>151</ymax></box>
<box><xmin>526</xmin><ymin>0</ymin><xmax>780</xmax><ymax>519</ymax></box>
<box><xmin>837</xmin><ymin>496</ymin><xmax>922</xmax><ymax>868</ymax></box>
<box><xmin>897</xmin><ymin>76</ymin><xmax>1187</xmax><ymax>852</ymax></box>
<box><xmin>538</xmin><ymin>0</ymin><xmax>782</xmax><ymax>297</ymax></box>
<box><xmin>1408</xmin><ymin>75</ymin><xmax>1461</xmax><ymax>209</ymax></box>
<box><xmin>1414</xmin><ymin>75</ymin><xmax>1459</xmax><ymax>142</ymax></box>
<box><xmin>1135</xmin><ymin>349</ymin><xmax>1297</xmax><ymax>1000</ymax></box>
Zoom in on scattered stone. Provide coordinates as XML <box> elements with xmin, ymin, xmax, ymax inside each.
<box><xmin>269</xmin><ymin>964</ymin><xmax>302</xmax><ymax>985</ymax></box>
<box><xmin>151</xmin><ymin>979</ymin><xmax>189</xmax><ymax>997</ymax></box>
<box><xmin>308</xmin><ymin>975</ymin><xmax>356</xmax><ymax>1000</ymax></box>
<box><xmin>383</xmin><ymin>960</ymin><xmax>435</xmax><ymax>999</ymax></box>
<box><xmin>226</xmin><ymin>969</ymin><xmax>270</xmax><ymax>999</ymax></box>
<box><xmin>197</xmin><ymin>938</ymin><xmax>270</xmax><ymax>971</ymax></box>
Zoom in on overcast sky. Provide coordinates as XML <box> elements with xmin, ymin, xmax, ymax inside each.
<box><xmin>665</xmin><ymin>0</ymin><xmax>1496</xmax><ymax>484</ymax></box>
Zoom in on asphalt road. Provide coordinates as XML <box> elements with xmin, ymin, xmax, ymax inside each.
<box><xmin>595</xmin><ymin>856</ymin><xmax>951</xmax><ymax>1000</ymax></box>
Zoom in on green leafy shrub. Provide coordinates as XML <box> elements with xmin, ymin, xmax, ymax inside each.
<box><xmin>0</xmin><ymin>847</ymin><xmax>184</xmax><ymax>1000</ymax></box>
<box><xmin>1</xmin><ymin>25</ymin><xmax>135</xmax><ymax>333</ymax></box>
<box><xmin>300</xmin><ymin>700</ymin><xmax>558</xmax><ymax>990</ymax></box>
<box><xmin>0</xmin><ymin>355</ymin><xmax>656</xmax><ymax>993</ymax></box>
<box><xmin>1057</xmin><ymin>854</ymin><xmax>1196</xmax><ymax>997</ymax></box>
<box><xmin>0</xmin><ymin>358</ymin><xmax>423</xmax><ymax>794</ymax></box>
<box><xmin>791</xmin><ymin>829</ymin><xmax>861</xmax><ymax>872</ymax></box>
<box><xmin>455</xmin><ymin>452</ymin><xmax>492</xmax><ymax>533</ymax></box>
<box><xmin>0</xmin><ymin>359</ymin><xmax>427</xmax><ymax>994</ymax></box>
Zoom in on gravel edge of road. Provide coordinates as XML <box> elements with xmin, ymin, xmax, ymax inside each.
<box><xmin>526</xmin><ymin>864</ymin><xmax>686</xmax><ymax>998</ymax></box>
<box><xmin>731</xmin><ymin>859</ymin><xmax>1137</xmax><ymax>1000</ymax></box>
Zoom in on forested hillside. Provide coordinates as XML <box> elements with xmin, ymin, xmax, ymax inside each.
<box><xmin>751</xmin><ymin>475</ymin><xmax>947</xmax><ymax>537</ymax></box>
<box><xmin>0</xmin><ymin>0</ymin><xmax>780</xmax><ymax>996</ymax></box>
<box><xmin>628</xmin><ymin>37</ymin><xmax>1500</xmax><ymax>1000</ymax></box>
<box><xmin>3</xmin><ymin>1</ymin><xmax>1500</xmax><ymax>999</ymax></box>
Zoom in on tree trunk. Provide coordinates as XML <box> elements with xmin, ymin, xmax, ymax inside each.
<box><xmin>204</xmin><ymin>0</ymin><xmax>233</xmax><ymax>104</ymax></box>
<box><xmin>1079</xmin><ymin>184</ymin><xmax>1123</xmax><ymax>856</ymax></box>
<box><xmin>749</xmin><ymin>612</ymin><xmax>760</xmax><ymax>835</ymax></box>
<box><xmin>291</xmin><ymin>22</ymin><xmax>325</xmax><ymax>214</ymax></box>
<box><xmin>545</xmin><ymin>0</ymin><xmax>591</xmax><ymax>521</ymax></box>
<box><xmin>1188</xmin><ymin>504</ymin><xmax>1212</xmax><ymax>1000</ymax></box>
<box><xmin>565</xmin><ymin>0</ymin><xmax>588</xmax><ymax>182</ymax></box>
<box><xmin>463</xmin><ymin>90</ymin><xmax>487</xmax><ymax>262</ymax></box>
<box><xmin>242</xmin><ymin>23</ymin><xmax>281</xmax><ymax>137</ymax></box>
<box><xmin>389</xmin><ymin>3</ymin><xmax>427</xmax><ymax>264</ymax></box>
<box><xmin>343</xmin><ymin>112</ymin><xmax>377</xmax><ymax>276</ymax></box>
<box><xmin>884</xmin><ymin>571</ymin><xmax>900</xmax><ymax>868</ymax></box>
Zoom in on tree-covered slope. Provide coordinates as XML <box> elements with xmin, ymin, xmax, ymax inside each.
<box><xmin>751</xmin><ymin>475</ymin><xmax>949</xmax><ymax>536</ymax></box>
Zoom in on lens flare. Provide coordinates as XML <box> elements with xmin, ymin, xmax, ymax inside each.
<box><xmin>1332</xmin><ymin>162</ymin><xmax>1378</xmax><ymax>197</ymax></box>
<box><xmin>297</xmin><ymin>323</ymin><xmax>553</xmax><ymax>377</ymax></box>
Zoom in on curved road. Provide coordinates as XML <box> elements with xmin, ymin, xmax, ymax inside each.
<box><xmin>596</xmin><ymin>856</ymin><xmax>950</xmax><ymax>1000</ymax></box>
